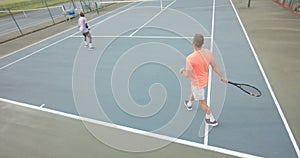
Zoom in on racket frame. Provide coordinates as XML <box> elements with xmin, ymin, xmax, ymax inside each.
<box><xmin>228</xmin><ymin>81</ymin><xmax>262</xmax><ymax>97</ymax></box>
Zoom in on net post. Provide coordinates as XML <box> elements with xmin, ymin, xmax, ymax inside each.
<box><xmin>160</xmin><ymin>0</ymin><xmax>163</xmax><ymax>10</ymax></box>
<box><xmin>7</xmin><ymin>8</ymin><xmax>23</xmax><ymax>35</ymax></box>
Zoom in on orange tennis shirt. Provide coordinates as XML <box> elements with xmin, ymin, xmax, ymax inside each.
<box><xmin>186</xmin><ymin>49</ymin><xmax>213</xmax><ymax>87</ymax></box>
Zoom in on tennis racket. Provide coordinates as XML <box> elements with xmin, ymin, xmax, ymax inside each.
<box><xmin>228</xmin><ymin>81</ymin><xmax>262</xmax><ymax>97</ymax></box>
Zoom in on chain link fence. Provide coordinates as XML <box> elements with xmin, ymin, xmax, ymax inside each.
<box><xmin>273</xmin><ymin>0</ymin><xmax>300</xmax><ymax>15</ymax></box>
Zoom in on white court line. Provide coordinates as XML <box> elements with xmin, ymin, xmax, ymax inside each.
<box><xmin>0</xmin><ymin>25</ymin><xmax>74</xmax><ymax>60</ymax></box>
<box><xmin>129</xmin><ymin>0</ymin><xmax>177</xmax><ymax>37</ymax></box>
<box><xmin>0</xmin><ymin>35</ymin><xmax>74</xmax><ymax>70</ymax></box>
<box><xmin>71</xmin><ymin>35</ymin><xmax>211</xmax><ymax>39</ymax></box>
<box><xmin>0</xmin><ymin>2</ymin><xmax>141</xmax><ymax>70</ymax></box>
<box><xmin>229</xmin><ymin>0</ymin><xmax>300</xmax><ymax>157</ymax></box>
<box><xmin>129</xmin><ymin>8</ymin><xmax>163</xmax><ymax>37</ymax></box>
<box><xmin>0</xmin><ymin>97</ymin><xmax>263</xmax><ymax>158</ymax></box>
<box><xmin>204</xmin><ymin>0</ymin><xmax>216</xmax><ymax>146</ymax></box>
<box><xmin>0</xmin><ymin>1</ymin><xmax>274</xmax><ymax>157</ymax></box>
<box><xmin>0</xmin><ymin>2</ymin><xmax>136</xmax><ymax>60</ymax></box>
<box><xmin>98</xmin><ymin>0</ymin><xmax>159</xmax><ymax>4</ymax></box>
<box><xmin>172</xmin><ymin>4</ymin><xmax>240</xmax><ymax>10</ymax></box>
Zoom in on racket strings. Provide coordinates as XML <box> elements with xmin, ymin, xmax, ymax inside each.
<box><xmin>240</xmin><ymin>85</ymin><xmax>261</xmax><ymax>95</ymax></box>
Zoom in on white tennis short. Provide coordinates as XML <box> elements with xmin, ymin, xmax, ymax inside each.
<box><xmin>191</xmin><ymin>86</ymin><xmax>205</xmax><ymax>101</ymax></box>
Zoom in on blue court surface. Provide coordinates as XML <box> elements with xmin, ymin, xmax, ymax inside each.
<box><xmin>0</xmin><ymin>0</ymin><xmax>299</xmax><ymax>157</ymax></box>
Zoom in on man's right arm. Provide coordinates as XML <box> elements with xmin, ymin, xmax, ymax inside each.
<box><xmin>210</xmin><ymin>60</ymin><xmax>228</xmax><ymax>83</ymax></box>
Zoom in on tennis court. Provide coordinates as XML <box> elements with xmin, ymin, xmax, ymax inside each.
<box><xmin>0</xmin><ymin>0</ymin><xmax>299</xmax><ymax>157</ymax></box>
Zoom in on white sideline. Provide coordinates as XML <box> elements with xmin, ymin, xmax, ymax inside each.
<box><xmin>204</xmin><ymin>0</ymin><xmax>217</xmax><ymax>146</ymax></box>
<box><xmin>229</xmin><ymin>0</ymin><xmax>300</xmax><ymax>157</ymax></box>
<box><xmin>71</xmin><ymin>35</ymin><xmax>211</xmax><ymax>39</ymax></box>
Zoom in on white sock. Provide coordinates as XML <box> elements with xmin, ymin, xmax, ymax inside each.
<box><xmin>210</xmin><ymin>114</ymin><xmax>216</xmax><ymax>122</ymax></box>
<box><xmin>206</xmin><ymin>113</ymin><xmax>216</xmax><ymax>122</ymax></box>
<box><xmin>205</xmin><ymin>113</ymin><xmax>210</xmax><ymax>119</ymax></box>
<box><xmin>187</xmin><ymin>100</ymin><xmax>192</xmax><ymax>107</ymax></box>
<box><xmin>84</xmin><ymin>41</ymin><xmax>88</xmax><ymax>46</ymax></box>
<box><xmin>185</xmin><ymin>100</ymin><xmax>193</xmax><ymax>108</ymax></box>
<box><xmin>89</xmin><ymin>43</ymin><xmax>92</xmax><ymax>48</ymax></box>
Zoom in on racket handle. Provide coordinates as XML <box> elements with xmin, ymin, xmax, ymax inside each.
<box><xmin>228</xmin><ymin>81</ymin><xmax>233</xmax><ymax>84</ymax></box>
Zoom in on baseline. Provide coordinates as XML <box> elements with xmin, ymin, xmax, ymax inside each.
<box><xmin>0</xmin><ymin>97</ymin><xmax>263</xmax><ymax>158</ymax></box>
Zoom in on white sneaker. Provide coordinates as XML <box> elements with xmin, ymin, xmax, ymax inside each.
<box><xmin>205</xmin><ymin>119</ymin><xmax>218</xmax><ymax>127</ymax></box>
<box><xmin>88</xmin><ymin>44</ymin><xmax>94</xmax><ymax>50</ymax></box>
<box><xmin>184</xmin><ymin>100</ymin><xmax>192</xmax><ymax>111</ymax></box>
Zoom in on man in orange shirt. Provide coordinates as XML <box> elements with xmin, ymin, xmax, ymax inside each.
<box><xmin>180</xmin><ymin>34</ymin><xmax>228</xmax><ymax>126</ymax></box>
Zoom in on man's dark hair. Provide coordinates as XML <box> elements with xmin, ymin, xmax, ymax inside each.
<box><xmin>80</xmin><ymin>12</ymin><xmax>85</xmax><ymax>17</ymax></box>
<box><xmin>193</xmin><ymin>34</ymin><xmax>204</xmax><ymax>48</ymax></box>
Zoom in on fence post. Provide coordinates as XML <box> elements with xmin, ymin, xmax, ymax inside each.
<box><xmin>95</xmin><ymin>2</ymin><xmax>99</xmax><ymax>15</ymax></box>
<box><xmin>43</xmin><ymin>0</ymin><xmax>56</xmax><ymax>24</ymax></box>
<box><xmin>248</xmin><ymin>0</ymin><xmax>251</xmax><ymax>8</ymax></box>
<box><xmin>80</xmin><ymin>0</ymin><xmax>85</xmax><ymax>12</ymax></box>
<box><xmin>70</xmin><ymin>0</ymin><xmax>77</xmax><ymax>9</ymax></box>
<box><xmin>7</xmin><ymin>8</ymin><xmax>23</xmax><ymax>35</ymax></box>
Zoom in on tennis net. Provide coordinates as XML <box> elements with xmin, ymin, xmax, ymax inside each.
<box><xmin>96</xmin><ymin>0</ymin><xmax>165</xmax><ymax>10</ymax></box>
